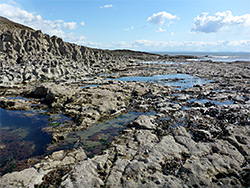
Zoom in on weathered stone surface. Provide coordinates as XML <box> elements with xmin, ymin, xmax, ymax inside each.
<box><xmin>0</xmin><ymin>17</ymin><xmax>250</xmax><ymax>188</ymax></box>
<box><xmin>61</xmin><ymin>159</ymin><xmax>104</xmax><ymax>188</ymax></box>
<box><xmin>0</xmin><ymin>18</ymin><xmax>170</xmax><ymax>86</ymax></box>
<box><xmin>0</xmin><ymin>168</ymin><xmax>46</xmax><ymax>188</ymax></box>
<box><xmin>129</xmin><ymin>115</ymin><xmax>157</xmax><ymax>130</ymax></box>
<box><xmin>0</xmin><ymin>148</ymin><xmax>87</xmax><ymax>187</ymax></box>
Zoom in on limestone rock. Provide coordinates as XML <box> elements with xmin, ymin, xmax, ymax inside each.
<box><xmin>129</xmin><ymin>115</ymin><xmax>157</xmax><ymax>130</ymax></box>
<box><xmin>61</xmin><ymin>159</ymin><xmax>104</xmax><ymax>188</ymax></box>
<box><xmin>0</xmin><ymin>168</ymin><xmax>46</xmax><ymax>188</ymax></box>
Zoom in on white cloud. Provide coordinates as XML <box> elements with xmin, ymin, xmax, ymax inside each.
<box><xmin>64</xmin><ymin>33</ymin><xmax>86</xmax><ymax>44</ymax></box>
<box><xmin>80</xmin><ymin>21</ymin><xmax>85</xmax><ymax>26</ymax></box>
<box><xmin>0</xmin><ymin>3</ymin><xmax>86</xmax><ymax>43</ymax></box>
<box><xmin>170</xmin><ymin>32</ymin><xmax>174</xmax><ymax>36</ymax></box>
<box><xmin>63</xmin><ymin>22</ymin><xmax>77</xmax><ymax>30</ymax></box>
<box><xmin>192</xmin><ymin>11</ymin><xmax>250</xmax><ymax>33</ymax></box>
<box><xmin>156</xmin><ymin>27</ymin><xmax>167</xmax><ymax>32</ymax></box>
<box><xmin>84</xmin><ymin>39</ymin><xmax>250</xmax><ymax>52</ymax></box>
<box><xmin>0</xmin><ymin>0</ymin><xmax>17</xmax><ymax>5</ymax></box>
<box><xmin>147</xmin><ymin>11</ymin><xmax>178</xmax><ymax>25</ymax></box>
<box><xmin>81</xmin><ymin>41</ymin><xmax>105</xmax><ymax>49</ymax></box>
<box><xmin>124</xmin><ymin>26</ymin><xmax>134</xmax><ymax>31</ymax></box>
<box><xmin>100</xmin><ymin>4</ymin><xmax>113</xmax><ymax>9</ymax></box>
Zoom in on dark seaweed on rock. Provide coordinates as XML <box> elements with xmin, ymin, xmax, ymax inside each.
<box><xmin>0</xmin><ymin>17</ymin><xmax>250</xmax><ymax>188</ymax></box>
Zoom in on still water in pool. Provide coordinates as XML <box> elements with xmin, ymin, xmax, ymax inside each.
<box><xmin>0</xmin><ymin>73</ymin><xmax>211</xmax><ymax>174</ymax></box>
<box><xmin>0</xmin><ymin>108</ymin><xmax>73</xmax><ymax>174</ymax></box>
<box><xmin>113</xmin><ymin>74</ymin><xmax>211</xmax><ymax>90</ymax></box>
<box><xmin>49</xmin><ymin>110</ymin><xmax>156</xmax><ymax>157</ymax></box>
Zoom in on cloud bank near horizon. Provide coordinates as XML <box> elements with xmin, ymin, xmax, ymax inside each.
<box><xmin>83</xmin><ymin>39</ymin><xmax>250</xmax><ymax>52</ymax></box>
<box><xmin>0</xmin><ymin>1</ymin><xmax>249</xmax><ymax>52</ymax></box>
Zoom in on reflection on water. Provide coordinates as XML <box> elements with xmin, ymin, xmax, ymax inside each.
<box><xmin>188</xmin><ymin>56</ymin><xmax>250</xmax><ymax>62</ymax></box>
<box><xmin>49</xmin><ymin>111</ymin><xmax>155</xmax><ymax>157</ymax></box>
<box><xmin>80</xmin><ymin>84</ymin><xmax>99</xmax><ymax>89</ymax></box>
<box><xmin>6</xmin><ymin>96</ymin><xmax>30</xmax><ymax>101</ymax></box>
<box><xmin>113</xmin><ymin>74</ymin><xmax>211</xmax><ymax>90</ymax></box>
<box><xmin>0</xmin><ymin>73</ymin><xmax>212</xmax><ymax>174</ymax></box>
<box><xmin>0</xmin><ymin>108</ymin><xmax>50</xmax><ymax>174</ymax></box>
<box><xmin>188</xmin><ymin>98</ymin><xmax>234</xmax><ymax>106</ymax></box>
<box><xmin>0</xmin><ymin>108</ymin><xmax>73</xmax><ymax>175</ymax></box>
<box><xmin>139</xmin><ymin>61</ymin><xmax>187</xmax><ymax>65</ymax></box>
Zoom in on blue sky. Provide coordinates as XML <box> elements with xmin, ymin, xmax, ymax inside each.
<box><xmin>0</xmin><ymin>0</ymin><xmax>250</xmax><ymax>52</ymax></box>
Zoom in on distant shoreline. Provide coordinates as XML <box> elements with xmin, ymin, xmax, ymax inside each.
<box><xmin>153</xmin><ymin>51</ymin><xmax>250</xmax><ymax>62</ymax></box>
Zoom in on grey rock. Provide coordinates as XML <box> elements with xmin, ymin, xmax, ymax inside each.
<box><xmin>0</xmin><ymin>168</ymin><xmax>46</xmax><ymax>188</ymax></box>
<box><xmin>129</xmin><ymin>115</ymin><xmax>157</xmax><ymax>130</ymax></box>
<box><xmin>1</xmin><ymin>17</ymin><xmax>250</xmax><ymax>188</ymax></box>
<box><xmin>61</xmin><ymin>159</ymin><xmax>104</xmax><ymax>188</ymax></box>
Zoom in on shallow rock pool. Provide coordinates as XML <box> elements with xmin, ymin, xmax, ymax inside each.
<box><xmin>139</xmin><ymin>61</ymin><xmax>187</xmax><ymax>65</ymax></box>
<box><xmin>48</xmin><ymin>111</ymin><xmax>155</xmax><ymax>157</ymax></box>
<box><xmin>0</xmin><ymin>108</ymin><xmax>73</xmax><ymax>174</ymax></box>
<box><xmin>80</xmin><ymin>84</ymin><xmax>99</xmax><ymax>89</ymax></box>
<box><xmin>113</xmin><ymin>74</ymin><xmax>211</xmax><ymax>90</ymax></box>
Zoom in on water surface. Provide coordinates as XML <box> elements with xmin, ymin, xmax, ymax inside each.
<box><xmin>188</xmin><ymin>98</ymin><xmax>234</xmax><ymax>106</ymax></box>
<box><xmin>113</xmin><ymin>74</ymin><xmax>210</xmax><ymax>90</ymax></box>
<box><xmin>50</xmin><ymin>111</ymin><xmax>155</xmax><ymax>157</ymax></box>
<box><xmin>0</xmin><ymin>108</ymin><xmax>73</xmax><ymax>175</ymax></box>
<box><xmin>155</xmin><ymin>52</ymin><xmax>250</xmax><ymax>62</ymax></box>
<box><xmin>80</xmin><ymin>84</ymin><xmax>99</xmax><ymax>89</ymax></box>
<box><xmin>139</xmin><ymin>61</ymin><xmax>187</xmax><ymax>65</ymax></box>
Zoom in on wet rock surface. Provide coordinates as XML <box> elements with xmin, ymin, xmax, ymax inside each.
<box><xmin>0</xmin><ymin>18</ymin><xmax>250</xmax><ymax>187</ymax></box>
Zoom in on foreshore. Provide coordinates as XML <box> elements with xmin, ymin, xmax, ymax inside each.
<box><xmin>0</xmin><ymin>17</ymin><xmax>250</xmax><ymax>187</ymax></box>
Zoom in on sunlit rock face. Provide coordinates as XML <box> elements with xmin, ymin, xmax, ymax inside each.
<box><xmin>0</xmin><ymin>16</ymin><xmax>250</xmax><ymax>188</ymax></box>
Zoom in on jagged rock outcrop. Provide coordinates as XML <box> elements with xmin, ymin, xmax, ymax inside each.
<box><xmin>0</xmin><ymin>17</ymin><xmax>167</xmax><ymax>85</ymax></box>
<box><xmin>1</xmin><ymin>17</ymin><xmax>249</xmax><ymax>188</ymax></box>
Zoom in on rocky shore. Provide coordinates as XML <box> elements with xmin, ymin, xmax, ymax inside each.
<box><xmin>0</xmin><ymin>17</ymin><xmax>249</xmax><ymax>187</ymax></box>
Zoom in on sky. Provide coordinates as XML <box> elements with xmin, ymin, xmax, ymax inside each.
<box><xmin>0</xmin><ymin>0</ymin><xmax>250</xmax><ymax>52</ymax></box>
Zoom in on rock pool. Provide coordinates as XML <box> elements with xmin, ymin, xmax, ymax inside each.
<box><xmin>139</xmin><ymin>61</ymin><xmax>187</xmax><ymax>65</ymax></box>
<box><xmin>80</xmin><ymin>84</ymin><xmax>99</xmax><ymax>89</ymax></box>
<box><xmin>113</xmin><ymin>73</ymin><xmax>211</xmax><ymax>90</ymax></box>
<box><xmin>0</xmin><ymin>108</ymin><xmax>73</xmax><ymax>174</ymax></box>
<box><xmin>48</xmin><ymin>110</ymin><xmax>155</xmax><ymax>157</ymax></box>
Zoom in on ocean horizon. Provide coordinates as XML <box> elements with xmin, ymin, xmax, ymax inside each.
<box><xmin>153</xmin><ymin>51</ymin><xmax>250</xmax><ymax>62</ymax></box>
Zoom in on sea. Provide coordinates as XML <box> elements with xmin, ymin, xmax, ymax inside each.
<box><xmin>155</xmin><ymin>52</ymin><xmax>250</xmax><ymax>62</ymax></box>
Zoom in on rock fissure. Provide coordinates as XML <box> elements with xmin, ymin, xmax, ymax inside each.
<box><xmin>0</xmin><ymin>17</ymin><xmax>250</xmax><ymax>188</ymax></box>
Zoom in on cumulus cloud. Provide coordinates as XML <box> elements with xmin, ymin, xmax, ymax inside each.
<box><xmin>0</xmin><ymin>0</ymin><xmax>17</xmax><ymax>5</ymax></box>
<box><xmin>100</xmin><ymin>4</ymin><xmax>113</xmax><ymax>9</ymax></box>
<box><xmin>147</xmin><ymin>11</ymin><xmax>178</xmax><ymax>25</ymax></box>
<box><xmin>0</xmin><ymin>3</ymin><xmax>77</xmax><ymax>35</ymax></box>
<box><xmin>63</xmin><ymin>22</ymin><xmax>77</xmax><ymax>30</ymax></box>
<box><xmin>81</xmin><ymin>41</ymin><xmax>104</xmax><ymax>49</ymax></box>
<box><xmin>124</xmin><ymin>26</ymin><xmax>134</xmax><ymax>31</ymax></box>
<box><xmin>156</xmin><ymin>27</ymin><xmax>167</xmax><ymax>32</ymax></box>
<box><xmin>0</xmin><ymin>3</ymin><xmax>62</xmax><ymax>36</ymax></box>
<box><xmin>0</xmin><ymin>3</ymin><xmax>85</xmax><ymax>43</ymax></box>
<box><xmin>64</xmin><ymin>33</ymin><xmax>86</xmax><ymax>44</ymax></box>
<box><xmin>80</xmin><ymin>21</ymin><xmax>85</xmax><ymax>26</ymax></box>
<box><xmin>192</xmin><ymin>11</ymin><xmax>250</xmax><ymax>33</ymax></box>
